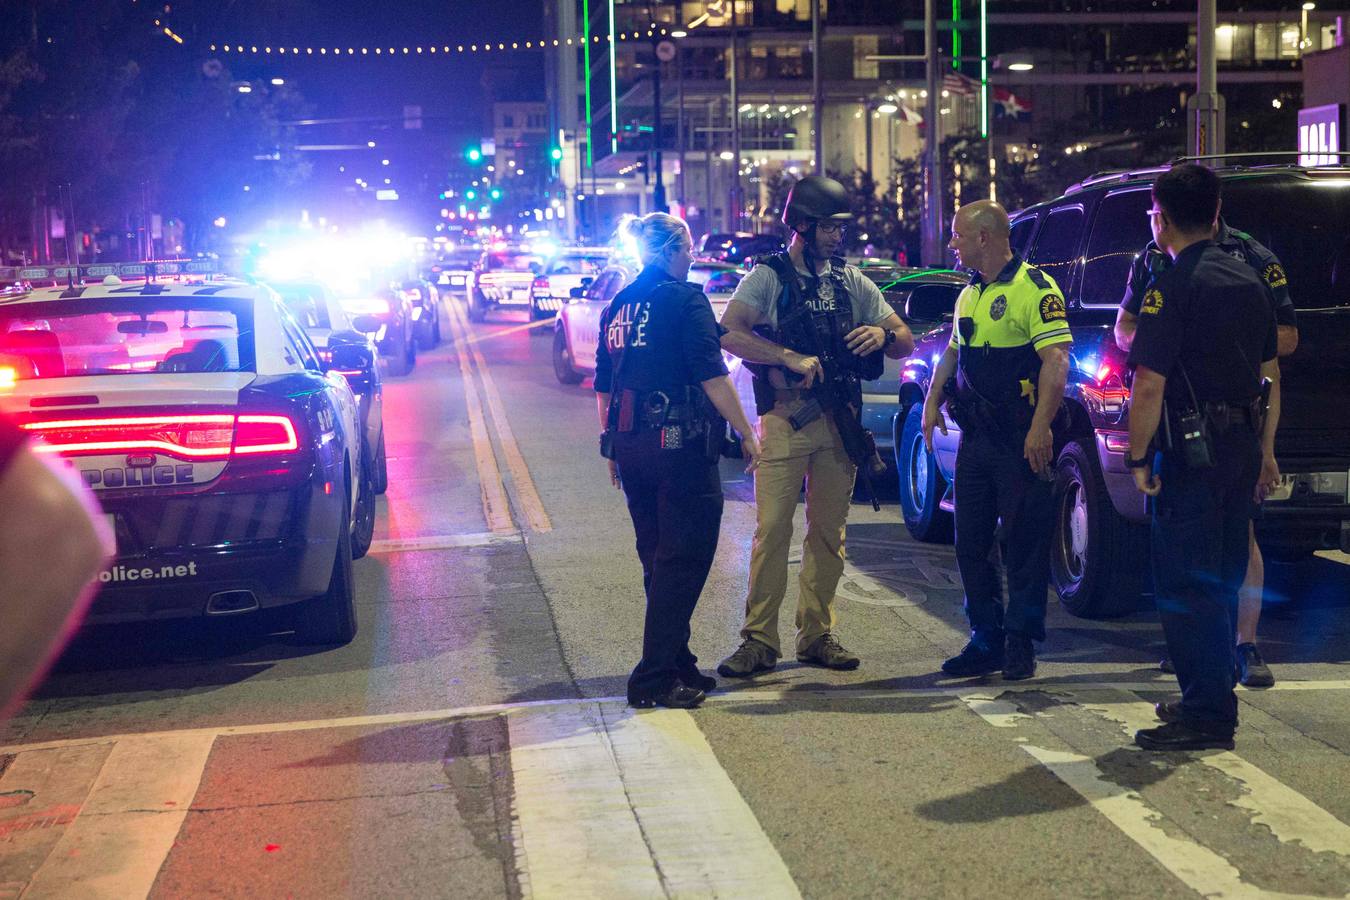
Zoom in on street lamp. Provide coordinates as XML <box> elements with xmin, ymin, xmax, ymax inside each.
<box><xmin>1301</xmin><ymin>2</ymin><xmax>1316</xmax><ymax>52</ymax></box>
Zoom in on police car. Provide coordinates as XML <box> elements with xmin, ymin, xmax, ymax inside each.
<box><xmin>0</xmin><ymin>261</ymin><xmax>377</xmax><ymax>645</ymax></box>
<box><xmin>270</xmin><ymin>280</ymin><xmax>388</xmax><ymax>494</ymax></box>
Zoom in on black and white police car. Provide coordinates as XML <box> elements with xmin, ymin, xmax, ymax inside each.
<box><xmin>0</xmin><ymin>261</ymin><xmax>376</xmax><ymax>645</ymax></box>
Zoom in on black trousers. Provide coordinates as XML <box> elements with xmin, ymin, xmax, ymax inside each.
<box><xmin>615</xmin><ymin>434</ymin><xmax>724</xmax><ymax>701</ymax></box>
<box><xmin>1152</xmin><ymin>425</ymin><xmax>1260</xmax><ymax>735</ymax></box>
<box><xmin>953</xmin><ymin>429</ymin><xmax>1054</xmax><ymax>642</ymax></box>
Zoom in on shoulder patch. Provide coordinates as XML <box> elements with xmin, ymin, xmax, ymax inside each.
<box><xmin>1262</xmin><ymin>262</ymin><xmax>1288</xmax><ymax>289</ymax></box>
<box><xmin>1026</xmin><ymin>266</ymin><xmax>1051</xmax><ymax>290</ymax></box>
<box><xmin>1039</xmin><ymin>293</ymin><xmax>1067</xmax><ymax>323</ymax></box>
<box><xmin>1141</xmin><ymin>288</ymin><xmax>1164</xmax><ymax>316</ymax></box>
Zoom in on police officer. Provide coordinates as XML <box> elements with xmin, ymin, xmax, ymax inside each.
<box><xmin>1126</xmin><ymin>164</ymin><xmax>1280</xmax><ymax>751</ymax></box>
<box><xmin>716</xmin><ymin>175</ymin><xmax>914</xmax><ymax>677</ymax></box>
<box><xmin>595</xmin><ymin>212</ymin><xmax>761</xmax><ymax>710</ymax></box>
<box><xmin>923</xmin><ymin>200</ymin><xmax>1071</xmax><ymax>681</ymax></box>
<box><xmin>1116</xmin><ymin>218</ymin><xmax>1297</xmax><ymax>688</ymax></box>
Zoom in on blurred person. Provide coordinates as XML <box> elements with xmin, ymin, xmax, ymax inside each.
<box><xmin>716</xmin><ymin>175</ymin><xmax>914</xmax><ymax>678</ymax></box>
<box><xmin>595</xmin><ymin>213</ymin><xmax>761</xmax><ymax>709</ymax></box>
<box><xmin>0</xmin><ymin>412</ymin><xmax>113</xmax><ymax>718</ymax></box>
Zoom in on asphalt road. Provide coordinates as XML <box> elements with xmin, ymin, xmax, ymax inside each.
<box><xmin>3</xmin><ymin>296</ymin><xmax>1350</xmax><ymax>899</ymax></box>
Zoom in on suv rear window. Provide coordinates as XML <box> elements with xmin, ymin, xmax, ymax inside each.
<box><xmin>1027</xmin><ymin>206</ymin><xmax>1084</xmax><ymax>293</ymax></box>
<box><xmin>0</xmin><ymin>298</ymin><xmax>253</xmax><ymax>380</ymax></box>
<box><xmin>1220</xmin><ymin>177</ymin><xmax>1350</xmax><ymax>309</ymax></box>
<box><xmin>1079</xmin><ymin>188</ymin><xmax>1153</xmax><ymax>307</ymax></box>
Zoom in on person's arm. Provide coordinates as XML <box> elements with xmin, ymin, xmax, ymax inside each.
<box><xmin>719</xmin><ymin>299</ymin><xmax>822</xmax><ymax>387</ymax></box>
<box><xmin>1127</xmin><ymin>366</ymin><xmax>1166</xmax><ymax>496</ymax></box>
<box><xmin>0</xmin><ymin>442</ymin><xmax>114</xmax><ymax>718</ymax></box>
<box><xmin>1114</xmin><ymin>308</ymin><xmax>1139</xmax><ymax>352</ymax></box>
<box><xmin>701</xmin><ymin>375</ymin><xmax>762</xmax><ymax>473</ymax></box>
<box><xmin>842</xmin><ymin>273</ymin><xmax>916</xmax><ymax>359</ymax></box>
<box><xmin>922</xmin><ymin>343</ymin><xmax>959</xmax><ymax>452</ymax></box>
<box><xmin>1115</xmin><ymin>250</ymin><xmax>1153</xmax><ymax>352</ymax></box>
<box><xmin>1025</xmin><ymin>343</ymin><xmax>1070</xmax><ymax>475</ymax></box>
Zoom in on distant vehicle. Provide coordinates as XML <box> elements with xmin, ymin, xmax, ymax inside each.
<box><xmin>468</xmin><ymin>249</ymin><xmax>544</xmax><ymax>322</ymax></box>
<box><xmin>397</xmin><ymin>277</ymin><xmax>443</xmax><ymax>349</ymax></box>
<box><xmin>337</xmin><ymin>283</ymin><xmax>417</xmax><ymax>377</ymax></box>
<box><xmin>270</xmin><ymin>281</ymin><xmax>388</xmax><ymax>494</ymax></box>
<box><xmin>697</xmin><ymin>232</ymin><xmax>785</xmax><ymax>264</ymax></box>
<box><xmin>427</xmin><ymin>246</ymin><xmax>481</xmax><ymax>296</ymax></box>
<box><xmin>697</xmin><ymin>232</ymin><xmax>752</xmax><ymax>258</ymax></box>
<box><xmin>0</xmin><ymin>267</ymin><xmax>378</xmax><ymax>645</ymax></box>
<box><xmin>898</xmin><ymin>157</ymin><xmax>1350</xmax><ymax>618</ymax></box>
<box><xmin>529</xmin><ymin>248</ymin><xmax>611</xmax><ymax>324</ymax></box>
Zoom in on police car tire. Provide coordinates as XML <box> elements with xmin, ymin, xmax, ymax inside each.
<box><xmin>372</xmin><ymin>431</ymin><xmax>388</xmax><ymax>495</ymax></box>
<box><xmin>553</xmin><ymin>327</ymin><xmax>583</xmax><ymax>384</ymax></box>
<box><xmin>417</xmin><ymin>313</ymin><xmax>437</xmax><ymax>350</ymax></box>
<box><xmin>350</xmin><ymin>456</ymin><xmax>376</xmax><ymax>561</ymax></box>
<box><xmin>1050</xmin><ymin>440</ymin><xmax>1149</xmax><ymax>619</ymax></box>
<box><xmin>432</xmin><ymin>310</ymin><xmax>442</xmax><ymax>345</ymax></box>
<box><xmin>468</xmin><ymin>290</ymin><xmax>488</xmax><ymax>322</ymax></box>
<box><xmin>293</xmin><ymin>486</ymin><xmax>358</xmax><ymax>645</ymax></box>
<box><xmin>387</xmin><ymin>332</ymin><xmax>413</xmax><ymax>376</ymax></box>
<box><xmin>896</xmin><ymin>404</ymin><xmax>954</xmax><ymax>543</ymax></box>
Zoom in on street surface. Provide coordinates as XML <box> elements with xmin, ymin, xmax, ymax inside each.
<box><xmin>4</xmin><ymin>297</ymin><xmax>1350</xmax><ymax>899</ymax></box>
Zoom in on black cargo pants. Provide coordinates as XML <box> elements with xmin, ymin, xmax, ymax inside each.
<box><xmin>953</xmin><ymin>428</ymin><xmax>1054</xmax><ymax>642</ymax></box>
<box><xmin>615</xmin><ymin>432</ymin><xmax>724</xmax><ymax>701</ymax></box>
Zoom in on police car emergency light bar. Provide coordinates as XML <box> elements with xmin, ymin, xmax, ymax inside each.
<box><xmin>0</xmin><ymin>259</ymin><xmax>222</xmax><ymax>283</ymax></box>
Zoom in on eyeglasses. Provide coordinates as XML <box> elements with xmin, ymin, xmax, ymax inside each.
<box><xmin>816</xmin><ymin>221</ymin><xmax>847</xmax><ymax>235</ymax></box>
<box><xmin>1146</xmin><ymin>208</ymin><xmax>1164</xmax><ymax>219</ymax></box>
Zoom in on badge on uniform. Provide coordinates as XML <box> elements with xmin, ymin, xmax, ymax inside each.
<box><xmin>661</xmin><ymin>424</ymin><xmax>683</xmax><ymax>450</ymax></box>
<box><xmin>1141</xmin><ymin>288</ymin><xmax>1164</xmax><ymax>316</ymax></box>
<box><xmin>1263</xmin><ymin>263</ymin><xmax>1288</xmax><ymax>289</ymax></box>
<box><xmin>1039</xmin><ymin>294</ymin><xmax>1067</xmax><ymax>323</ymax></box>
<box><xmin>989</xmin><ymin>295</ymin><xmax>1007</xmax><ymax>321</ymax></box>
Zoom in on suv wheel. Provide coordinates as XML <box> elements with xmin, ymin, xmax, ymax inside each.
<box><xmin>896</xmin><ymin>404</ymin><xmax>953</xmax><ymax>543</ymax></box>
<box><xmin>387</xmin><ymin>328</ymin><xmax>412</xmax><ymax>377</ymax></box>
<box><xmin>1051</xmin><ymin>440</ymin><xmax>1148</xmax><ymax>618</ymax></box>
<box><xmin>553</xmin><ymin>327</ymin><xmax>582</xmax><ymax>384</ymax></box>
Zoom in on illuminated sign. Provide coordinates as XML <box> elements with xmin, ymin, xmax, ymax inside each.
<box><xmin>1298</xmin><ymin>104</ymin><xmax>1343</xmax><ymax>166</ymax></box>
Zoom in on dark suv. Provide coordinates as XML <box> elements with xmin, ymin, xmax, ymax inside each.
<box><xmin>897</xmin><ymin>159</ymin><xmax>1350</xmax><ymax>618</ymax></box>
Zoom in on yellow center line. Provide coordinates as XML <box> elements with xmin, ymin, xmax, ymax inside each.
<box><xmin>446</xmin><ymin>300</ymin><xmax>553</xmax><ymax>533</ymax></box>
<box><xmin>444</xmin><ymin>302</ymin><xmax>516</xmax><ymax>535</ymax></box>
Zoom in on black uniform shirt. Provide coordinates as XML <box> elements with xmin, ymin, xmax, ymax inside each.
<box><xmin>593</xmin><ymin>264</ymin><xmax>728</xmax><ymax>396</ymax></box>
<box><xmin>1128</xmin><ymin>240</ymin><xmax>1278</xmax><ymax>406</ymax></box>
<box><xmin>1121</xmin><ymin>222</ymin><xmax>1297</xmax><ymax>329</ymax></box>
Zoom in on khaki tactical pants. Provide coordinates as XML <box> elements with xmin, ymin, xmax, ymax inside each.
<box><xmin>740</xmin><ymin>396</ymin><xmax>857</xmax><ymax>656</ymax></box>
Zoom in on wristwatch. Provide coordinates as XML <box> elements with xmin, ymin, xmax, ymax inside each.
<box><xmin>1125</xmin><ymin>453</ymin><xmax>1152</xmax><ymax>469</ymax></box>
<box><xmin>882</xmin><ymin>328</ymin><xmax>896</xmax><ymax>348</ymax></box>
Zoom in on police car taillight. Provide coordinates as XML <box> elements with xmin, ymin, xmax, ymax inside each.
<box><xmin>533</xmin><ymin>276</ymin><xmax>550</xmax><ymax>292</ymax></box>
<box><xmin>234</xmin><ymin>415</ymin><xmax>299</xmax><ymax>454</ymax></box>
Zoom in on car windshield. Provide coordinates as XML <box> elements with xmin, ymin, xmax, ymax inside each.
<box><xmin>274</xmin><ymin>285</ymin><xmax>332</xmax><ymax>330</ymax></box>
<box><xmin>1220</xmin><ymin>177</ymin><xmax>1350</xmax><ymax>310</ymax></box>
<box><xmin>485</xmin><ymin>253</ymin><xmax>542</xmax><ymax>272</ymax></box>
<box><xmin>0</xmin><ymin>298</ymin><xmax>254</xmax><ymax>380</ymax></box>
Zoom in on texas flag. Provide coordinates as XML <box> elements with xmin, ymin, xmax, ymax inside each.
<box><xmin>993</xmin><ymin>87</ymin><xmax>1033</xmax><ymax>121</ymax></box>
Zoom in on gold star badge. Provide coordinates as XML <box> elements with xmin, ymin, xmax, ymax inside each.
<box><xmin>1020</xmin><ymin>378</ymin><xmax>1037</xmax><ymax>406</ymax></box>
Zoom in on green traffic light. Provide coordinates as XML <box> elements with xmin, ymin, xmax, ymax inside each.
<box><xmin>550</xmin><ymin>147</ymin><xmax>563</xmax><ymax>162</ymax></box>
<box><xmin>465</xmin><ymin>189</ymin><xmax>477</xmax><ymax>200</ymax></box>
<box><xmin>490</xmin><ymin>188</ymin><xmax>502</xmax><ymax>200</ymax></box>
<box><xmin>466</xmin><ymin>148</ymin><xmax>482</xmax><ymax>163</ymax></box>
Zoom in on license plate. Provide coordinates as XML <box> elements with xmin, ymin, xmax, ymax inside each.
<box><xmin>1267</xmin><ymin>474</ymin><xmax>1295</xmax><ymax>502</ymax></box>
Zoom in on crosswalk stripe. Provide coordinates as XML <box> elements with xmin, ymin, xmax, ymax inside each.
<box><xmin>509</xmin><ymin>701</ymin><xmax>801</xmax><ymax>899</ymax></box>
<box><xmin>22</xmin><ymin>733</ymin><xmax>215</xmax><ymax>899</ymax></box>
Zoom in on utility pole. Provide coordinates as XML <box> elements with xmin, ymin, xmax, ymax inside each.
<box><xmin>922</xmin><ymin>0</ymin><xmax>944</xmax><ymax>265</ymax></box>
<box><xmin>1189</xmin><ymin>0</ymin><xmax>1224</xmax><ymax>155</ymax></box>
<box><xmin>811</xmin><ymin>0</ymin><xmax>824</xmax><ymax>172</ymax></box>
<box><xmin>652</xmin><ymin>40</ymin><xmax>670</xmax><ymax>213</ymax></box>
<box><xmin>729</xmin><ymin>33</ymin><xmax>741</xmax><ymax>232</ymax></box>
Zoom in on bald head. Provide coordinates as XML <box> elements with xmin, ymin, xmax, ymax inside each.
<box><xmin>956</xmin><ymin>200</ymin><xmax>1010</xmax><ymax>241</ymax></box>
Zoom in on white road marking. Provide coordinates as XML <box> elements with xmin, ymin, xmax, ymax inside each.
<box><xmin>958</xmin><ymin>692</ymin><xmax>1033</xmax><ymax>728</ymax></box>
<box><xmin>366</xmin><ymin>531</ymin><xmax>521</xmax><ymax>554</ymax></box>
<box><xmin>509</xmin><ymin>701</ymin><xmax>800</xmax><ymax>900</ymax></box>
<box><xmin>22</xmin><ymin>732</ymin><xmax>215</xmax><ymax>899</ymax></box>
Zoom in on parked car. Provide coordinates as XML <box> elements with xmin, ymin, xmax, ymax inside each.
<box><xmin>398</xmin><ymin>278</ymin><xmax>442</xmax><ymax>349</ymax></box>
<box><xmin>529</xmin><ymin>247</ymin><xmax>611</xmax><ymax>323</ymax></box>
<box><xmin>897</xmin><ymin>157</ymin><xmax>1350</xmax><ymax>618</ymax></box>
<box><xmin>427</xmin><ymin>245</ymin><xmax>481</xmax><ymax>296</ymax></box>
<box><xmin>336</xmin><ymin>283</ymin><xmax>417</xmax><ymax>377</ymax></box>
<box><xmin>468</xmin><ymin>248</ymin><xmax>544</xmax><ymax>322</ymax></box>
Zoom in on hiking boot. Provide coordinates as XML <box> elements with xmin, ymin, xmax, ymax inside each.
<box><xmin>797</xmin><ymin>633</ymin><xmax>861</xmax><ymax>670</ymax></box>
<box><xmin>1236</xmin><ymin>643</ymin><xmax>1275</xmax><ymax>688</ymax></box>
<box><xmin>717</xmin><ymin>638</ymin><xmax>778</xmax><ymax>678</ymax></box>
<box><xmin>941</xmin><ymin>634</ymin><xmax>1004</xmax><ymax>678</ymax></box>
<box><xmin>629</xmin><ymin>682</ymin><xmax>706</xmax><ymax>710</ymax></box>
<box><xmin>1135</xmin><ymin>721</ymin><xmax>1234</xmax><ymax>752</ymax></box>
<box><xmin>680</xmin><ymin>669</ymin><xmax>718</xmax><ymax>692</ymax></box>
<box><xmin>1002</xmin><ymin>634</ymin><xmax>1037</xmax><ymax>681</ymax></box>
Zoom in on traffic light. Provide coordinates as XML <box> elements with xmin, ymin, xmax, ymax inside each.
<box><xmin>550</xmin><ymin>146</ymin><xmax>563</xmax><ymax>162</ymax></box>
<box><xmin>466</xmin><ymin>146</ymin><xmax>482</xmax><ymax>164</ymax></box>
<box><xmin>465</xmin><ymin>189</ymin><xmax>477</xmax><ymax>200</ymax></box>
<box><xmin>489</xmin><ymin>187</ymin><xmax>502</xmax><ymax>200</ymax></box>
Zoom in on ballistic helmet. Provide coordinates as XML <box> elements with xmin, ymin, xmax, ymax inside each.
<box><xmin>782</xmin><ymin>175</ymin><xmax>852</xmax><ymax>230</ymax></box>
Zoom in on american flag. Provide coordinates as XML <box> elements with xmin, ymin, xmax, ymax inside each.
<box><xmin>942</xmin><ymin>72</ymin><xmax>980</xmax><ymax>96</ymax></box>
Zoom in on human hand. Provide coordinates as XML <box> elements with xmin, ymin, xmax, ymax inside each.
<box><xmin>845</xmin><ymin>325</ymin><xmax>885</xmax><ymax>356</ymax></box>
<box><xmin>922</xmin><ymin>403</ymin><xmax>947</xmax><ymax>453</ymax></box>
<box><xmin>1255</xmin><ymin>453</ymin><xmax>1280</xmax><ymax>502</ymax></box>
<box><xmin>741</xmin><ymin>434</ymin><xmax>762</xmax><ymax>474</ymax></box>
<box><xmin>607</xmin><ymin>459</ymin><xmax>621</xmax><ymax>490</ymax></box>
<box><xmin>784</xmin><ymin>352</ymin><xmax>822</xmax><ymax>389</ymax></box>
<box><xmin>1024</xmin><ymin>425</ymin><xmax>1055</xmax><ymax>476</ymax></box>
<box><xmin>1132</xmin><ymin>465</ymin><xmax>1161</xmax><ymax>496</ymax></box>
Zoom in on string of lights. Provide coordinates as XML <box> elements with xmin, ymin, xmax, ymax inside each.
<box><xmin>207</xmin><ymin>27</ymin><xmax>669</xmax><ymax>57</ymax></box>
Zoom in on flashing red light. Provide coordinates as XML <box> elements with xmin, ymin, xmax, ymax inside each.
<box><xmin>532</xmin><ymin>276</ymin><xmax>550</xmax><ymax>292</ymax></box>
<box><xmin>22</xmin><ymin>413</ymin><xmax>299</xmax><ymax>459</ymax></box>
<box><xmin>0</xmin><ymin>365</ymin><xmax>16</xmax><ymax>389</ymax></box>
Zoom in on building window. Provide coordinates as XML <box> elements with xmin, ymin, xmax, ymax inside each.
<box><xmin>504</xmin><ymin>114</ymin><xmax>515</xmax><ymax>128</ymax></box>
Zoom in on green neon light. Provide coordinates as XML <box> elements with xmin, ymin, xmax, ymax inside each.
<box><xmin>879</xmin><ymin>269</ymin><xmax>961</xmax><ymax>291</ymax></box>
<box><xmin>607</xmin><ymin>0</ymin><xmax>618</xmax><ymax>154</ymax></box>
<box><xmin>583</xmin><ymin>0</ymin><xmax>594</xmax><ymax>167</ymax></box>
<box><xmin>952</xmin><ymin>0</ymin><xmax>961</xmax><ymax>71</ymax></box>
<box><xmin>979</xmin><ymin>0</ymin><xmax>988</xmax><ymax>139</ymax></box>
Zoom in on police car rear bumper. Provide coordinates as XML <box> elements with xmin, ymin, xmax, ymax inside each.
<box><xmin>89</xmin><ymin>482</ymin><xmax>344</xmax><ymax>624</ymax></box>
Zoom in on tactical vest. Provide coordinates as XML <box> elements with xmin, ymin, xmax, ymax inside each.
<box><xmin>749</xmin><ymin>253</ymin><xmax>881</xmax><ymax>415</ymax></box>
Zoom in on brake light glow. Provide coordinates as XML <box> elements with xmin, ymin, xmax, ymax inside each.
<box><xmin>0</xmin><ymin>366</ymin><xmax>16</xmax><ymax>389</ymax></box>
<box><xmin>533</xmin><ymin>276</ymin><xmax>550</xmax><ymax>291</ymax></box>
<box><xmin>22</xmin><ymin>413</ymin><xmax>299</xmax><ymax>459</ymax></box>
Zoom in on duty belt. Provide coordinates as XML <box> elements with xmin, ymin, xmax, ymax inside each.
<box><xmin>615</xmin><ymin>388</ymin><xmax>701</xmax><ymax>432</ymax></box>
<box><xmin>1201</xmin><ymin>401</ymin><xmax>1258</xmax><ymax>431</ymax></box>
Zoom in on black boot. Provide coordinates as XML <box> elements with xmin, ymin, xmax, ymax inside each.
<box><xmin>941</xmin><ymin>633</ymin><xmax>1005</xmax><ymax>677</ymax></box>
<box><xmin>629</xmin><ymin>681</ymin><xmax>706</xmax><ymax>710</ymax></box>
<box><xmin>1002</xmin><ymin>634</ymin><xmax>1036</xmax><ymax>681</ymax></box>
